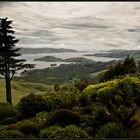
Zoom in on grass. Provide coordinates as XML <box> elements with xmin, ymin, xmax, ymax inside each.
<box><xmin>0</xmin><ymin>79</ymin><xmax>53</xmax><ymax>105</ymax></box>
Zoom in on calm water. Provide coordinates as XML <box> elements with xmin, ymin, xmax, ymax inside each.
<box><xmin>16</xmin><ymin>52</ymin><xmax>119</xmax><ymax>76</ymax></box>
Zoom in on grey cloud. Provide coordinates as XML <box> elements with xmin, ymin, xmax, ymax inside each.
<box><xmin>61</xmin><ymin>23</ymin><xmax>110</xmax><ymax>30</ymax></box>
<box><xmin>1</xmin><ymin>2</ymin><xmax>140</xmax><ymax>51</ymax></box>
<box><xmin>127</xmin><ymin>27</ymin><xmax>140</xmax><ymax>32</ymax></box>
<box><xmin>0</xmin><ymin>2</ymin><xmax>12</xmax><ymax>8</ymax></box>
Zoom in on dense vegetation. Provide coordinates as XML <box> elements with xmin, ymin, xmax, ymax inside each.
<box><xmin>0</xmin><ymin>75</ymin><xmax>140</xmax><ymax>138</ymax></box>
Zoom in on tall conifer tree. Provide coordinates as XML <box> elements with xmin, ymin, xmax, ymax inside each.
<box><xmin>0</xmin><ymin>17</ymin><xmax>35</xmax><ymax>105</ymax></box>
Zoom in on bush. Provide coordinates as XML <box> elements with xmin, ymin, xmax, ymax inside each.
<box><xmin>74</xmin><ymin>80</ymin><xmax>89</xmax><ymax>91</ymax></box>
<box><xmin>0</xmin><ymin>102</ymin><xmax>17</xmax><ymax>121</ymax></box>
<box><xmin>95</xmin><ymin>122</ymin><xmax>127</xmax><ymax>138</ymax></box>
<box><xmin>0</xmin><ymin>129</ymin><xmax>24</xmax><ymax>138</ymax></box>
<box><xmin>39</xmin><ymin>125</ymin><xmax>62</xmax><ymax>138</ymax></box>
<box><xmin>18</xmin><ymin>120</ymin><xmax>40</xmax><ymax>136</ymax></box>
<box><xmin>49</xmin><ymin>125</ymin><xmax>89</xmax><ymax>138</ymax></box>
<box><xmin>0</xmin><ymin>116</ymin><xmax>18</xmax><ymax>125</ymax></box>
<box><xmin>35</xmin><ymin>111</ymin><xmax>49</xmax><ymax>124</ymax></box>
<box><xmin>44</xmin><ymin>109</ymin><xmax>80</xmax><ymax>127</ymax></box>
<box><xmin>54</xmin><ymin>83</ymin><xmax>60</xmax><ymax>92</ymax></box>
<box><xmin>17</xmin><ymin>93</ymin><xmax>49</xmax><ymax>118</ymax></box>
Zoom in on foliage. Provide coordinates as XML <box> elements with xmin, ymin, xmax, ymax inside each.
<box><xmin>74</xmin><ymin>79</ymin><xmax>89</xmax><ymax>91</ymax></box>
<box><xmin>0</xmin><ymin>129</ymin><xmax>24</xmax><ymax>138</ymax></box>
<box><xmin>44</xmin><ymin>109</ymin><xmax>80</xmax><ymax>127</ymax></box>
<box><xmin>39</xmin><ymin>125</ymin><xmax>62</xmax><ymax>138</ymax></box>
<box><xmin>18</xmin><ymin>120</ymin><xmax>39</xmax><ymax>136</ymax></box>
<box><xmin>44</xmin><ymin>88</ymin><xmax>80</xmax><ymax>110</ymax></box>
<box><xmin>50</xmin><ymin>125</ymin><xmax>89</xmax><ymax>138</ymax></box>
<box><xmin>99</xmin><ymin>56</ymin><xmax>138</xmax><ymax>82</ymax></box>
<box><xmin>0</xmin><ymin>17</ymin><xmax>35</xmax><ymax>105</ymax></box>
<box><xmin>35</xmin><ymin>111</ymin><xmax>49</xmax><ymax>124</ymax></box>
<box><xmin>0</xmin><ymin>102</ymin><xmax>17</xmax><ymax>123</ymax></box>
<box><xmin>17</xmin><ymin>93</ymin><xmax>49</xmax><ymax>118</ymax></box>
<box><xmin>20</xmin><ymin>60</ymin><xmax>116</xmax><ymax>84</ymax></box>
<box><xmin>95</xmin><ymin>122</ymin><xmax>127</xmax><ymax>138</ymax></box>
<box><xmin>54</xmin><ymin>83</ymin><xmax>60</xmax><ymax>92</ymax></box>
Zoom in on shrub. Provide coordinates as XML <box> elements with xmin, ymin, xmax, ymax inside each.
<box><xmin>44</xmin><ymin>109</ymin><xmax>80</xmax><ymax>127</ymax></box>
<box><xmin>0</xmin><ymin>116</ymin><xmax>18</xmax><ymax>125</ymax></box>
<box><xmin>17</xmin><ymin>93</ymin><xmax>49</xmax><ymax>118</ymax></box>
<box><xmin>0</xmin><ymin>102</ymin><xmax>17</xmax><ymax>121</ymax></box>
<box><xmin>95</xmin><ymin>122</ymin><xmax>127</xmax><ymax>138</ymax></box>
<box><xmin>80</xmin><ymin>114</ymin><xmax>95</xmax><ymax>129</ymax></box>
<box><xmin>0</xmin><ymin>129</ymin><xmax>24</xmax><ymax>138</ymax></box>
<box><xmin>74</xmin><ymin>80</ymin><xmax>89</xmax><ymax>91</ymax></box>
<box><xmin>18</xmin><ymin>120</ymin><xmax>40</xmax><ymax>136</ymax></box>
<box><xmin>39</xmin><ymin>125</ymin><xmax>62</xmax><ymax>138</ymax></box>
<box><xmin>54</xmin><ymin>83</ymin><xmax>60</xmax><ymax>92</ymax></box>
<box><xmin>49</xmin><ymin>125</ymin><xmax>90</xmax><ymax>138</ymax></box>
<box><xmin>35</xmin><ymin>111</ymin><xmax>49</xmax><ymax>124</ymax></box>
<box><xmin>79</xmin><ymin>95</ymin><xmax>89</xmax><ymax>107</ymax></box>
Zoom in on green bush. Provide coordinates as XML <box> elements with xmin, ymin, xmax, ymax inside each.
<box><xmin>39</xmin><ymin>125</ymin><xmax>62</xmax><ymax>138</ymax></box>
<box><xmin>17</xmin><ymin>93</ymin><xmax>49</xmax><ymax>118</ymax></box>
<box><xmin>95</xmin><ymin>122</ymin><xmax>127</xmax><ymax>138</ymax></box>
<box><xmin>0</xmin><ymin>116</ymin><xmax>18</xmax><ymax>125</ymax></box>
<box><xmin>18</xmin><ymin>120</ymin><xmax>40</xmax><ymax>136</ymax></box>
<box><xmin>49</xmin><ymin>125</ymin><xmax>89</xmax><ymax>138</ymax></box>
<box><xmin>44</xmin><ymin>109</ymin><xmax>80</xmax><ymax>127</ymax></box>
<box><xmin>54</xmin><ymin>83</ymin><xmax>60</xmax><ymax>92</ymax></box>
<box><xmin>0</xmin><ymin>102</ymin><xmax>17</xmax><ymax>121</ymax></box>
<box><xmin>74</xmin><ymin>80</ymin><xmax>89</xmax><ymax>91</ymax></box>
<box><xmin>35</xmin><ymin>111</ymin><xmax>49</xmax><ymax>124</ymax></box>
<box><xmin>0</xmin><ymin>129</ymin><xmax>24</xmax><ymax>138</ymax></box>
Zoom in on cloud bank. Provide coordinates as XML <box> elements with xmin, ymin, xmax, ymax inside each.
<box><xmin>0</xmin><ymin>2</ymin><xmax>140</xmax><ymax>51</ymax></box>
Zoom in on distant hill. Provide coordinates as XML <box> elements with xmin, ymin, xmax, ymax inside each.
<box><xmin>34</xmin><ymin>56</ymin><xmax>63</xmax><ymax>62</ymax></box>
<box><xmin>20</xmin><ymin>47</ymin><xmax>77</xmax><ymax>54</ymax></box>
<box><xmin>34</xmin><ymin>56</ymin><xmax>95</xmax><ymax>63</ymax></box>
<box><xmin>84</xmin><ymin>50</ymin><xmax>140</xmax><ymax>61</ymax></box>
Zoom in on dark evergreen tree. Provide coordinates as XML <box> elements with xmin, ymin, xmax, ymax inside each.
<box><xmin>0</xmin><ymin>17</ymin><xmax>35</xmax><ymax>105</ymax></box>
<box><xmin>99</xmin><ymin>55</ymin><xmax>137</xmax><ymax>82</ymax></box>
<box><xmin>114</xmin><ymin>61</ymin><xmax>123</xmax><ymax>76</ymax></box>
<box><xmin>122</xmin><ymin>55</ymin><xmax>137</xmax><ymax>74</ymax></box>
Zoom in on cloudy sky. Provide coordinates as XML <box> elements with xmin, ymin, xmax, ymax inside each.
<box><xmin>1</xmin><ymin>2</ymin><xmax>140</xmax><ymax>51</ymax></box>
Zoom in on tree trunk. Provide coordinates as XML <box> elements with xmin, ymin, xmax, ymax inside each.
<box><xmin>5</xmin><ymin>70</ymin><xmax>12</xmax><ymax>105</ymax></box>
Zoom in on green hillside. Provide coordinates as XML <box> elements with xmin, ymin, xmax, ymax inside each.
<box><xmin>0</xmin><ymin>80</ymin><xmax>52</xmax><ymax>105</ymax></box>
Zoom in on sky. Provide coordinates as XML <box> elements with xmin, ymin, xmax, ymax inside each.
<box><xmin>1</xmin><ymin>2</ymin><xmax>140</xmax><ymax>51</ymax></box>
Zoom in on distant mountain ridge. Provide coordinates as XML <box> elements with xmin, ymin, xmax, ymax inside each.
<box><xmin>84</xmin><ymin>49</ymin><xmax>140</xmax><ymax>60</ymax></box>
<box><xmin>20</xmin><ymin>47</ymin><xmax>77</xmax><ymax>54</ymax></box>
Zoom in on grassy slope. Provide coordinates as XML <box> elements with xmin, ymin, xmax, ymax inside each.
<box><xmin>0</xmin><ymin>80</ymin><xmax>53</xmax><ymax>105</ymax></box>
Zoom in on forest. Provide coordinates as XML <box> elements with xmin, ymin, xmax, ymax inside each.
<box><xmin>0</xmin><ymin>18</ymin><xmax>140</xmax><ymax>138</ymax></box>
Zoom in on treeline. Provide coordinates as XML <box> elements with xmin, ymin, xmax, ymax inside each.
<box><xmin>99</xmin><ymin>55</ymin><xmax>138</xmax><ymax>82</ymax></box>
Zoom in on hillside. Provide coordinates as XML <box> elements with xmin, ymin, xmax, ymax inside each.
<box><xmin>20</xmin><ymin>47</ymin><xmax>77</xmax><ymax>54</ymax></box>
<box><xmin>20</xmin><ymin>60</ymin><xmax>117</xmax><ymax>84</ymax></box>
<box><xmin>0</xmin><ymin>80</ymin><xmax>52</xmax><ymax>105</ymax></box>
